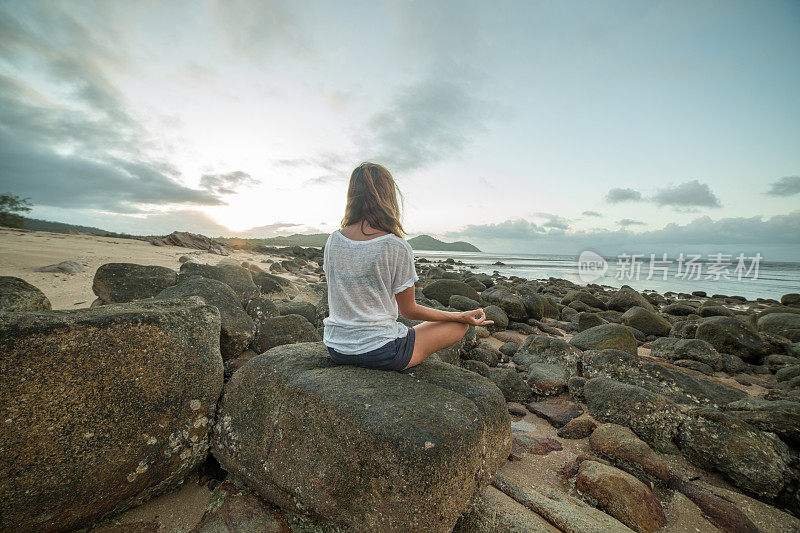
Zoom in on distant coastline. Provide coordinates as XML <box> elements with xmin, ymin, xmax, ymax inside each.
<box><xmin>17</xmin><ymin>217</ymin><xmax>482</xmax><ymax>252</ymax></box>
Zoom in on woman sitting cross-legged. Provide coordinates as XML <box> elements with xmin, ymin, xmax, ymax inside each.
<box><xmin>322</xmin><ymin>162</ymin><xmax>493</xmax><ymax>371</ymax></box>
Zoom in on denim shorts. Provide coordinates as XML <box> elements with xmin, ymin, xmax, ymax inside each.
<box><xmin>327</xmin><ymin>327</ymin><xmax>416</xmax><ymax>372</ymax></box>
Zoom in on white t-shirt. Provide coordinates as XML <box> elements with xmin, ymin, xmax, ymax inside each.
<box><xmin>322</xmin><ymin>229</ymin><xmax>420</xmax><ymax>354</ymax></box>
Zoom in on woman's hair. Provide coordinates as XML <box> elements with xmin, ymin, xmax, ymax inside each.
<box><xmin>341</xmin><ymin>162</ymin><xmax>406</xmax><ymax>238</ymax></box>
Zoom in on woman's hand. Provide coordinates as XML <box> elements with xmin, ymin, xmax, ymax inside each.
<box><xmin>457</xmin><ymin>308</ymin><xmax>494</xmax><ymax>326</ymax></box>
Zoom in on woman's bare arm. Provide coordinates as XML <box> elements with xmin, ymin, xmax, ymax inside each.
<box><xmin>395</xmin><ymin>285</ymin><xmax>493</xmax><ymax>326</ymax></box>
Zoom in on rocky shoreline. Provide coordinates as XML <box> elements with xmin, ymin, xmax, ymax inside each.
<box><xmin>1</xmin><ymin>232</ymin><xmax>799</xmax><ymax>532</ymax></box>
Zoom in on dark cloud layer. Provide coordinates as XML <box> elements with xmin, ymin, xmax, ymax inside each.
<box><xmin>618</xmin><ymin>218</ymin><xmax>645</xmax><ymax>227</ymax></box>
<box><xmin>0</xmin><ymin>4</ymin><xmax>234</xmax><ymax>212</ymax></box>
<box><xmin>605</xmin><ymin>187</ymin><xmax>644</xmax><ymax>203</ymax></box>
<box><xmin>582</xmin><ymin>210</ymin><xmax>602</xmax><ymax>217</ymax></box>
<box><xmin>200</xmin><ymin>171</ymin><xmax>257</xmax><ymax>195</ymax></box>
<box><xmin>767</xmin><ymin>176</ymin><xmax>800</xmax><ymax>196</ymax></box>
<box><xmin>446</xmin><ymin>210</ymin><xmax>800</xmax><ymax>250</ymax></box>
<box><xmin>653</xmin><ymin>179</ymin><xmax>721</xmax><ymax>208</ymax></box>
<box><xmin>363</xmin><ymin>71</ymin><xmax>492</xmax><ymax>172</ymax></box>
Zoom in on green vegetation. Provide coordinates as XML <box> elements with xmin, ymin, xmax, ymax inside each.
<box><xmin>0</xmin><ymin>193</ymin><xmax>32</xmax><ymax>228</ymax></box>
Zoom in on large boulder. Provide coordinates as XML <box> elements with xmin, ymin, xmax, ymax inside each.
<box><xmin>92</xmin><ymin>263</ymin><xmax>177</xmax><ymax>303</ymax></box>
<box><xmin>695</xmin><ymin>316</ymin><xmax>768</xmax><ymax>362</ymax></box>
<box><xmin>758</xmin><ymin>313</ymin><xmax>800</xmax><ymax>342</ymax></box>
<box><xmin>584</xmin><ymin>377</ymin><xmax>685</xmax><ymax>453</ymax></box>
<box><xmin>155</xmin><ymin>275</ymin><xmax>255</xmax><ymax>359</ymax></box>
<box><xmin>179</xmin><ymin>262</ymin><xmax>260</xmax><ymax>301</ymax></box>
<box><xmin>480</xmin><ymin>286</ymin><xmax>527</xmax><ymax>320</ymax></box>
<box><xmin>275</xmin><ymin>300</ymin><xmax>317</xmax><ymax>324</ymax></box>
<box><xmin>561</xmin><ymin>290</ymin><xmax>606</xmax><ymax>310</ymax></box>
<box><xmin>292</xmin><ymin>283</ymin><xmax>327</xmax><ymax>306</ymax></box>
<box><xmin>250</xmin><ymin>314</ymin><xmax>321</xmax><ymax>353</ymax></box>
<box><xmin>515</xmin><ymin>335</ymin><xmax>583</xmax><ymax>377</ymax></box>
<box><xmin>583</xmin><ymin>349</ymin><xmax>745</xmax><ymax>407</ymax></box>
<box><xmin>607</xmin><ymin>285</ymin><xmax>655</xmax><ymax>312</ymax></box>
<box><xmin>0</xmin><ymin>276</ymin><xmax>51</xmax><ymax>311</ymax></box>
<box><xmin>723</xmin><ymin>398</ymin><xmax>800</xmax><ymax>446</ymax></box>
<box><xmin>648</xmin><ymin>337</ymin><xmax>722</xmax><ymax>370</ymax></box>
<box><xmin>487</xmin><ymin>367</ymin><xmax>531</xmax><ymax>402</ymax></box>
<box><xmin>620</xmin><ymin>306</ymin><xmax>671</xmax><ymax>337</ymax></box>
<box><xmin>516</xmin><ymin>289</ymin><xmax>559</xmax><ymax>320</ymax></box>
<box><xmin>212</xmin><ymin>342</ymin><xmax>511</xmax><ymax>532</ymax></box>
<box><xmin>422</xmin><ymin>279</ymin><xmax>480</xmax><ymax>307</ymax></box>
<box><xmin>576</xmin><ymin>460</ymin><xmax>667</xmax><ymax>532</ymax></box>
<box><xmin>781</xmin><ymin>293</ymin><xmax>800</xmax><ymax>306</ymax></box>
<box><xmin>0</xmin><ymin>298</ymin><xmax>223</xmax><ymax>533</ymax></box>
<box><xmin>570</xmin><ymin>323</ymin><xmax>638</xmax><ymax>355</ymax></box>
<box><xmin>676</xmin><ymin>407</ymin><xmax>792</xmax><ymax>500</ymax></box>
<box><xmin>251</xmin><ymin>271</ymin><xmax>299</xmax><ymax>300</ymax></box>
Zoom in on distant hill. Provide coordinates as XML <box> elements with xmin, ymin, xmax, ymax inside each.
<box><xmin>408</xmin><ymin>234</ymin><xmax>481</xmax><ymax>252</ymax></box>
<box><xmin>19</xmin><ymin>217</ymin><xmax>134</xmax><ymax>238</ymax></box>
<box><xmin>249</xmin><ymin>233</ymin><xmax>330</xmax><ymax>247</ymax></box>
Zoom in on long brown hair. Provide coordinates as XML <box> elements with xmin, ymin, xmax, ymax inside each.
<box><xmin>341</xmin><ymin>162</ymin><xmax>407</xmax><ymax>238</ymax></box>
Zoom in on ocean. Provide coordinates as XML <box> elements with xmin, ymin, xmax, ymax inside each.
<box><xmin>412</xmin><ymin>250</ymin><xmax>800</xmax><ymax>302</ymax></box>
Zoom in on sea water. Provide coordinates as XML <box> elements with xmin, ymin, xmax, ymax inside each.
<box><xmin>413</xmin><ymin>250</ymin><xmax>800</xmax><ymax>301</ymax></box>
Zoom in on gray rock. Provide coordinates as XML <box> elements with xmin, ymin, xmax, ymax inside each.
<box><xmin>620</xmin><ymin>306</ymin><xmax>672</xmax><ymax>336</ymax></box>
<box><xmin>465</xmin><ymin>347</ymin><xmax>499</xmax><ymax>367</ymax></box>
<box><xmin>676</xmin><ymin>407</ymin><xmax>792</xmax><ymax>500</ymax></box>
<box><xmin>0</xmin><ymin>298</ymin><xmax>223</xmax><ymax>532</ymax></box>
<box><xmin>584</xmin><ymin>377</ymin><xmax>685</xmax><ymax>453</ymax></box>
<box><xmin>570</xmin><ymin>324</ymin><xmax>638</xmax><ymax>355</ymax></box>
<box><xmin>292</xmin><ymin>283</ymin><xmax>327</xmax><ymax>306</ymax></box>
<box><xmin>583</xmin><ymin>349</ymin><xmax>746</xmax><ymax>407</ymax></box>
<box><xmin>526</xmin><ymin>364</ymin><xmax>567</xmax><ymax>396</ymax></box>
<box><xmin>155</xmin><ymin>275</ymin><xmax>255</xmax><ymax>359</ymax></box>
<box><xmin>607</xmin><ymin>285</ymin><xmax>655</xmax><ymax>312</ymax></box>
<box><xmin>723</xmin><ymin>397</ymin><xmax>800</xmax><ymax>445</ymax></box>
<box><xmin>251</xmin><ymin>271</ymin><xmax>298</xmax><ymax>300</ymax></box>
<box><xmin>662</xmin><ymin>303</ymin><xmax>698</xmax><ymax>316</ymax></box>
<box><xmin>0</xmin><ymin>276</ymin><xmax>51</xmax><ymax>311</ymax></box>
<box><xmin>695</xmin><ymin>316</ymin><xmax>769</xmax><ymax>362</ymax></box>
<box><xmin>481</xmin><ymin>286</ymin><xmax>527</xmax><ymax>320</ymax></box>
<box><xmin>212</xmin><ymin>342</ymin><xmax>511</xmax><ymax>532</ymax></box>
<box><xmin>179</xmin><ymin>262</ymin><xmax>260</xmax><ymax>301</ymax></box>
<box><xmin>483</xmin><ymin>305</ymin><xmax>509</xmax><ymax>332</ymax></box>
<box><xmin>781</xmin><ymin>293</ymin><xmax>800</xmax><ymax>306</ymax></box>
<box><xmin>422</xmin><ymin>279</ymin><xmax>481</xmax><ymax>307</ymax></box>
<box><xmin>92</xmin><ymin>263</ymin><xmax>177</xmax><ymax>303</ymax></box>
<box><xmin>577</xmin><ymin>312</ymin><xmax>607</xmax><ymax>331</ymax></box>
<box><xmin>250</xmin><ymin>314</ymin><xmax>320</xmax><ymax>353</ymax></box>
<box><xmin>561</xmin><ymin>290</ymin><xmax>607</xmax><ymax>310</ymax></box>
<box><xmin>515</xmin><ymin>335</ymin><xmax>583</xmax><ymax>377</ymax></box>
<box><xmin>276</xmin><ymin>300</ymin><xmax>317</xmax><ymax>324</ymax></box>
<box><xmin>649</xmin><ymin>337</ymin><xmax>722</xmax><ymax>370</ymax></box>
<box><xmin>488</xmin><ymin>367</ymin><xmax>531</xmax><ymax>403</ymax></box>
<box><xmin>449</xmin><ymin>294</ymin><xmax>481</xmax><ymax>311</ymax></box>
<box><xmin>758</xmin><ymin>313</ymin><xmax>800</xmax><ymax>342</ymax></box>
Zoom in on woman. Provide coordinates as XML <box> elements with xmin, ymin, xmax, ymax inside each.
<box><xmin>322</xmin><ymin>162</ymin><xmax>493</xmax><ymax>371</ymax></box>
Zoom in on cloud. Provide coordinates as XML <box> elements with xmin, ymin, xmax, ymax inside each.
<box><xmin>276</xmin><ymin>153</ymin><xmax>352</xmax><ymax>187</ymax></box>
<box><xmin>363</xmin><ymin>69</ymin><xmax>493</xmax><ymax>172</ymax></box>
<box><xmin>652</xmin><ymin>179</ymin><xmax>721</xmax><ymax>208</ymax></box>
<box><xmin>605</xmin><ymin>188</ymin><xmax>643</xmax><ymax>203</ymax></box>
<box><xmin>618</xmin><ymin>218</ymin><xmax>645</xmax><ymax>226</ymax></box>
<box><xmin>444</xmin><ymin>210</ymin><xmax>800</xmax><ymax>254</ymax></box>
<box><xmin>0</xmin><ymin>4</ymin><xmax>224</xmax><ymax>212</ymax></box>
<box><xmin>766</xmin><ymin>176</ymin><xmax>800</xmax><ymax>196</ymax></box>
<box><xmin>582</xmin><ymin>210</ymin><xmax>602</xmax><ymax>217</ymax></box>
<box><xmin>200</xmin><ymin>171</ymin><xmax>258</xmax><ymax>195</ymax></box>
<box><xmin>531</xmin><ymin>212</ymin><xmax>570</xmax><ymax>230</ymax></box>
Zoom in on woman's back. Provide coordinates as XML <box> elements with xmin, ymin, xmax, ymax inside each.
<box><xmin>322</xmin><ymin>229</ymin><xmax>419</xmax><ymax>355</ymax></box>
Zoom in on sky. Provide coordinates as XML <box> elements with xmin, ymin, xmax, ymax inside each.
<box><xmin>1</xmin><ymin>0</ymin><xmax>799</xmax><ymax>259</ymax></box>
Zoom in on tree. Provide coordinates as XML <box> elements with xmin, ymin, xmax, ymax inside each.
<box><xmin>0</xmin><ymin>193</ymin><xmax>32</xmax><ymax>228</ymax></box>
